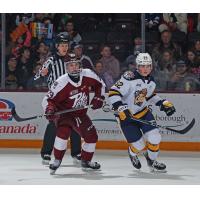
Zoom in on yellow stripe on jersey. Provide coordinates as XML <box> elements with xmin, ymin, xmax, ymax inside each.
<box><xmin>108</xmin><ymin>89</ymin><xmax>122</xmax><ymax>97</ymax></box>
<box><xmin>132</xmin><ymin>107</ymin><xmax>149</xmax><ymax>119</ymax></box>
<box><xmin>130</xmin><ymin>144</ymin><xmax>140</xmax><ymax>153</ymax></box>
<box><xmin>146</xmin><ymin>142</ymin><xmax>159</xmax><ymax>152</ymax></box>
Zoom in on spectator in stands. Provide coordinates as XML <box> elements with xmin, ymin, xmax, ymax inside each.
<box><xmin>10</xmin><ymin>25</ymin><xmax>32</xmax><ymax>58</ymax></box>
<box><xmin>99</xmin><ymin>45</ymin><xmax>120</xmax><ymax>82</ymax></box>
<box><xmin>185</xmin><ymin>49</ymin><xmax>199</xmax><ymax>68</ymax></box>
<box><xmin>125</xmin><ymin>37</ymin><xmax>142</xmax><ymax>71</ymax></box>
<box><xmin>35</xmin><ymin>41</ymin><xmax>51</xmax><ymax>64</ymax></box>
<box><xmin>94</xmin><ymin>60</ymin><xmax>104</xmax><ymax>79</ymax></box>
<box><xmin>153</xmin><ymin>49</ymin><xmax>176</xmax><ymax>91</ymax></box>
<box><xmin>60</xmin><ymin>20</ymin><xmax>82</xmax><ymax>48</ymax></box>
<box><xmin>5</xmin><ymin>56</ymin><xmax>18</xmax><ymax>89</ymax></box>
<box><xmin>156</xmin><ymin>49</ymin><xmax>176</xmax><ymax>71</ymax></box>
<box><xmin>16</xmin><ymin>47</ymin><xmax>33</xmax><ymax>89</ymax></box>
<box><xmin>197</xmin><ymin>14</ymin><xmax>200</xmax><ymax>32</ymax></box>
<box><xmin>54</xmin><ymin>14</ymin><xmax>72</xmax><ymax>32</ymax></box>
<box><xmin>15</xmin><ymin>14</ymin><xmax>34</xmax><ymax>26</ymax></box>
<box><xmin>33</xmin><ymin>13</ymin><xmax>46</xmax><ymax>23</ymax></box>
<box><xmin>159</xmin><ymin>13</ymin><xmax>188</xmax><ymax>34</ymax></box>
<box><xmin>152</xmin><ymin>30</ymin><xmax>182</xmax><ymax>63</ymax></box>
<box><xmin>94</xmin><ymin>60</ymin><xmax>114</xmax><ymax>90</ymax></box>
<box><xmin>27</xmin><ymin>62</ymin><xmax>48</xmax><ymax>89</ymax></box>
<box><xmin>145</xmin><ymin>13</ymin><xmax>161</xmax><ymax>31</ymax></box>
<box><xmin>168</xmin><ymin>60</ymin><xmax>200</xmax><ymax>91</ymax></box>
<box><xmin>185</xmin><ymin>49</ymin><xmax>200</xmax><ymax>81</ymax></box>
<box><xmin>41</xmin><ymin>17</ymin><xmax>55</xmax><ymax>48</ymax></box>
<box><xmin>73</xmin><ymin>43</ymin><xmax>94</xmax><ymax>70</ymax></box>
<box><xmin>194</xmin><ymin>40</ymin><xmax>200</xmax><ymax>57</ymax></box>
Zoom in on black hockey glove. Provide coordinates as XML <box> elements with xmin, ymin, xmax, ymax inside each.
<box><xmin>156</xmin><ymin>100</ymin><xmax>176</xmax><ymax>116</ymax></box>
<box><xmin>117</xmin><ymin>104</ymin><xmax>133</xmax><ymax>122</ymax></box>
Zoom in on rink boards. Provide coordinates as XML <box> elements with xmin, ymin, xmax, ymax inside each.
<box><xmin>0</xmin><ymin>92</ymin><xmax>200</xmax><ymax>151</ymax></box>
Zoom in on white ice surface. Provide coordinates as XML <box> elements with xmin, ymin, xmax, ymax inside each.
<box><xmin>0</xmin><ymin>149</ymin><xmax>199</xmax><ymax>185</ymax></box>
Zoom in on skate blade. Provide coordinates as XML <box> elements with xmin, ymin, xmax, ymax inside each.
<box><xmin>81</xmin><ymin>167</ymin><xmax>101</xmax><ymax>172</ymax></box>
<box><xmin>50</xmin><ymin>169</ymin><xmax>56</xmax><ymax>175</ymax></box>
<box><xmin>42</xmin><ymin>160</ymin><xmax>50</xmax><ymax>165</ymax></box>
<box><xmin>134</xmin><ymin>169</ymin><xmax>142</xmax><ymax>173</ymax></box>
<box><xmin>150</xmin><ymin>168</ymin><xmax>167</xmax><ymax>173</ymax></box>
<box><xmin>73</xmin><ymin>159</ymin><xmax>81</xmax><ymax>166</ymax></box>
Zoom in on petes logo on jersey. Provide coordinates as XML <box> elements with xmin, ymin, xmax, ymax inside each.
<box><xmin>70</xmin><ymin>92</ymin><xmax>88</xmax><ymax>108</ymax></box>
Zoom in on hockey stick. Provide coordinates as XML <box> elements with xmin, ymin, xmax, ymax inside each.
<box><xmin>101</xmin><ymin>105</ymin><xmax>195</xmax><ymax>134</ymax></box>
<box><xmin>11</xmin><ymin>105</ymin><xmax>90</xmax><ymax>122</ymax></box>
<box><xmin>129</xmin><ymin>117</ymin><xmax>195</xmax><ymax>134</ymax></box>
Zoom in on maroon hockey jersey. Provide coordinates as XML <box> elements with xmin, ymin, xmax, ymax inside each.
<box><xmin>42</xmin><ymin>69</ymin><xmax>105</xmax><ymax>116</ymax></box>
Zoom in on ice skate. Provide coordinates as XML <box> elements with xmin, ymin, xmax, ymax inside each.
<box><xmin>72</xmin><ymin>154</ymin><xmax>81</xmax><ymax>165</ymax></box>
<box><xmin>49</xmin><ymin>159</ymin><xmax>61</xmax><ymax>175</ymax></box>
<box><xmin>128</xmin><ymin>148</ymin><xmax>141</xmax><ymax>169</ymax></box>
<box><xmin>41</xmin><ymin>154</ymin><xmax>51</xmax><ymax>165</ymax></box>
<box><xmin>81</xmin><ymin>160</ymin><xmax>101</xmax><ymax>171</ymax></box>
<box><xmin>143</xmin><ymin>152</ymin><xmax>167</xmax><ymax>173</ymax></box>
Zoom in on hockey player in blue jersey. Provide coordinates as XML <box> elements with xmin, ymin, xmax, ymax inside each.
<box><xmin>108</xmin><ymin>53</ymin><xmax>176</xmax><ymax>172</ymax></box>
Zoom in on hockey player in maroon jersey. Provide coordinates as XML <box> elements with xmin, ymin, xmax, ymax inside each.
<box><xmin>42</xmin><ymin>54</ymin><xmax>105</xmax><ymax>174</ymax></box>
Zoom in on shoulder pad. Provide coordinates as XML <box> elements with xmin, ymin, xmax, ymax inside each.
<box><xmin>122</xmin><ymin>71</ymin><xmax>135</xmax><ymax>80</ymax></box>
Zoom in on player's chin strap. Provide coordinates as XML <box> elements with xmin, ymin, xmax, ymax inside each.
<box><xmin>11</xmin><ymin>105</ymin><xmax>90</xmax><ymax>122</ymax></box>
<box><xmin>101</xmin><ymin>103</ymin><xmax>195</xmax><ymax>135</ymax></box>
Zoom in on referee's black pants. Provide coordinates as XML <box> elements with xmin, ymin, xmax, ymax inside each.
<box><xmin>41</xmin><ymin>121</ymin><xmax>81</xmax><ymax>157</ymax></box>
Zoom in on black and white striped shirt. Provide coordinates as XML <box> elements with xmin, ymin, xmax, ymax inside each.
<box><xmin>42</xmin><ymin>54</ymin><xmax>66</xmax><ymax>89</ymax></box>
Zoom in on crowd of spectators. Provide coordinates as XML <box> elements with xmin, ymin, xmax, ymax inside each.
<box><xmin>1</xmin><ymin>13</ymin><xmax>200</xmax><ymax>92</ymax></box>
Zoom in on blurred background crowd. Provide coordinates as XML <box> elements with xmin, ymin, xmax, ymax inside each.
<box><xmin>1</xmin><ymin>13</ymin><xmax>200</xmax><ymax>92</ymax></box>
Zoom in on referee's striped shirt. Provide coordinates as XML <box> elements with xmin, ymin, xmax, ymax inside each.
<box><xmin>42</xmin><ymin>54</ymin><xmax>66</xmax><ymax>89</ymax></box>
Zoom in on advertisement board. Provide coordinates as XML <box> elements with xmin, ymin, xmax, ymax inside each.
<box><xmin>0</xmin><ymin>92</ymin><xmax>199</xmax><ymax>143</ymax></box>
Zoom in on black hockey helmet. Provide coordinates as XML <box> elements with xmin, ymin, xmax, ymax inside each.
<box><xmin>55</xmin><ymin>33</ymin><xmax>69</xmax><ymax>45</ymax></box>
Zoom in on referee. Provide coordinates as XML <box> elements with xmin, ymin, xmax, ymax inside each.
<box><xmin>38</xmin><ymin>34</ymin><xmax>81</xmax><ymax>165</ymax></box>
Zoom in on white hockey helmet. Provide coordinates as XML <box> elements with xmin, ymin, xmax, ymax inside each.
<box><xmin>136</xmin><ymin>53</ymin><xmax>152</xmax><ymax>67</ymax></box>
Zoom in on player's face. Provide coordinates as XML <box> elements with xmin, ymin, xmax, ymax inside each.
<box><xmin>66</xmin><ymin>62</ymin><xmax>81</xmax><ymax>76</ymax></box>
<box><xmin>138</xmin><ymin>64</ymin><xmax>152</xmax><ymax>76</ymax></box>
<box><xmin>57</xmin><ymin>43</ymin><xmax>68</xmax><ymax>56</ymax></box>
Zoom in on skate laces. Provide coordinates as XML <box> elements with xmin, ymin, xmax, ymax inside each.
<box><xmin>89</xmin><ymin>161</ymin><xmax>98</xmax><ymax>167</ymax></box>
<box><xmin>132</xmin><ymin>155</ymin><xmax>140</xmax><ymax>164</ymax></box>
<box><xmin>152</xmin><ymin>160</ymin><xmax>163</xmax><ymax>167</ymax></box>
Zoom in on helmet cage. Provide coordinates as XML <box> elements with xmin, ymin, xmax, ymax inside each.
<box><xmin>65</xmin><ymin>59</ymin><xmax>82</xmax><ymax>77</ymax></box>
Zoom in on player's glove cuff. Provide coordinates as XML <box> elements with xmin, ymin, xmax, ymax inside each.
<box><xmin>117</xmin><ymin>104</ymin><xmax>132</xmax><ymax>121</ymax></box>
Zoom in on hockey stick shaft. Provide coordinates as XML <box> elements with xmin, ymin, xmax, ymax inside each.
<box><xmin>129</xmin><ymin>117</ymin><xmax>195</xmax><ymax>134</ymax></box>
<box><xmin>11</xmin><ymin>105</ymin><xmax>90</xmax><ymax>122</ymax></box>
<box><xmin>102</xmin><ymin>106</ymin><xmax>195</xmax><ymax>134</ymax></box>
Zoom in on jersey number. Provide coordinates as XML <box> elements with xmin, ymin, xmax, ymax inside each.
<box><xmin>115</xmin><ymin>80</ymin><xmax>123</xmax><ymax>89</ymax></box>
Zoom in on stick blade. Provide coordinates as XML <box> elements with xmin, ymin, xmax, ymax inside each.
<box><xmin>11</xmin><ymin>107</ymin><xmax>37</xmax><ymax>122</ymax></box>
<box><xmin>166</xmin><ymin>118</ymin><xmax>195</xmax><ymax>134</ymax></box>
